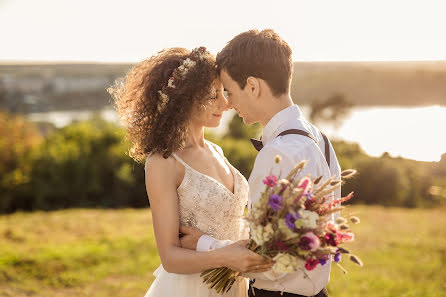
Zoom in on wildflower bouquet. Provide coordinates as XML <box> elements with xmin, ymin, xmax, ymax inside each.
<box><xmin>200</xmin><ymin>157</ymin><xmax>363</xmax><ymax>294</ymax></box>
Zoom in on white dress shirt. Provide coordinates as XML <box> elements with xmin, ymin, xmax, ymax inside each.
<box><xmin>197</xmin><ymin>105</ymin><xmax>341</xmax><ymax>296</ymax></box>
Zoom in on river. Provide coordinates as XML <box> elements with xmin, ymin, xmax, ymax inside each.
<box><xmin>26</xmin><ymin>105</ymin><xmax>446</xmax><ymax>162</ymax></box>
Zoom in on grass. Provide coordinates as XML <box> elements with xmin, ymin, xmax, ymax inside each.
<box><xmin>0</xmin><ymin>206</ymin><xmax>445</xmax><ymax>297</ymax></box>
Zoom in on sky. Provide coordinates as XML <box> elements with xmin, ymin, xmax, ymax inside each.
<box><xmin>1</xmin><ymin>0</ymin><xmax>446</xmax><ymax>62</ymax></box>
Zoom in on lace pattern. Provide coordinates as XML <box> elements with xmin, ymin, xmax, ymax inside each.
<box><xmin>172</xmin><ymin>141</ymin><xmax>249</xmax><ymax>241</ymax></box>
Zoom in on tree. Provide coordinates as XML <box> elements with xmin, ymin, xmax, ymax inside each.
<box><xmin>309</xmin><ymin>94</ymin><xmax>353</xmax><ymax>130</ymax></box>
<box><xmin>0</xmin><ymin>79</ymin><xmax>6</xmax><ymax>107</ymax></box>
<box><xmin>0</xmin><ymin>111</ymin><xmax>43</xmax><ymax>212</ymax></box>
<box><xmin>225</xmin><ymin>113</ymin><xmax>261</xmax><ymax>139</ymax></box>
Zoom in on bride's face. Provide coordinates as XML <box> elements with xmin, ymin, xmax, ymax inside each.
<box><xmin>192</xmin><ymin>78</ymin><xmax>230</xmax><ymax>128</ymax></box>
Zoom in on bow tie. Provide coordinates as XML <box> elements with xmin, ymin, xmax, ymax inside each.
<box><xmin>250</xmin><ymin>129</ymin><xmax>317</xmax><ymax>152</ymax></box>
<box><xmin>250</xmin><ymin>138</ymin><xmax>263</xmax><ymax>151</ymax></box>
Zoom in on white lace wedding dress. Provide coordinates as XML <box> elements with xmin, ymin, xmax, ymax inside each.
<box><xmin>144</xmin><ymin>141</ymin><xmax>250</xmax><ymax>297</ymax></box>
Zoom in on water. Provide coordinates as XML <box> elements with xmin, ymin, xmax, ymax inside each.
<box><xmin>305</xmin><ymin>105</ymin><xmax>446</xmax><ymax>162</ymax></box>
<box><xmin>26</xmin><ymin>105</ymin><xmax>446</xmax><ymax>162</ymax></box>
<box><xmin>27</xmin><ymin>108</ymin><xmax>118</xmax><ymax>128</ymax></box>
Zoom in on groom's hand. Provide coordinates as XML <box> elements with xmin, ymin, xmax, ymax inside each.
<box><xmin>179</xmin><ymin>226</ymin><xmax>205</xmax><ymax>250</ymax></box>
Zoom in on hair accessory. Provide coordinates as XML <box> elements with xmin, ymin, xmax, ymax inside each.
<box><xmin>156</xmin><ymin>47</ymin><xmax>208</xmax><ymax>112</ymax></box>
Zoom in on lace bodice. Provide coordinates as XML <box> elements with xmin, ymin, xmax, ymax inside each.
<box><xmin>144</xmin><ymin>141</ymin><xmax>250</xmax><ymax>297</ymax></box>
<box><xmin>170</xmin><ymin>141</ymin><xmax>249</xmax><ymax>241</ymax></box>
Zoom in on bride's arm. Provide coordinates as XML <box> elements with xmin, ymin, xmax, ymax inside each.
<box><xmin>145</xmin><ymin>154</ymin><xmax>270</xmax><ymax>274</ymax></box>
<box><xmin>194</xmin><ymin>217</ymin><xmax>249</xmax><ymax>251</ymax></box>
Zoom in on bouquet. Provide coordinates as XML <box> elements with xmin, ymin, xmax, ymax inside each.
<box><xmin>200</xmin><ymin>156</ymin><xmax>363</xmax><ymax>294</ymax></box>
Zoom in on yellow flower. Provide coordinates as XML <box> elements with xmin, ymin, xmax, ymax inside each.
<box><xmin>278</xmin><ymin>219</ymin><xmax>298</xmax><ymax>240</ymax></box>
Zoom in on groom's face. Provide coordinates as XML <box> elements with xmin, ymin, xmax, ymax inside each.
<box><xmin>220</xmin><ymin>69</ymin><xmax>258</xmax><ymax>125</ymax></box>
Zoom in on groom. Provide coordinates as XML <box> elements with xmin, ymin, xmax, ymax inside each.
<box><xmin>181</xmin><ymin>29</ymin><xmax>341</xmax><ymax>297</ymax></box>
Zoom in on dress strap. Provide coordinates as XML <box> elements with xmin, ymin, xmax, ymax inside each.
<box><xmin>171</xmin><ymin>152</ymin><xmax>190</xmax><ymax>168</ymax></box>
<box><xmin>206</xmin><ymin>140</ymin><xmax>224</xmax><ymax>158</ymax></box>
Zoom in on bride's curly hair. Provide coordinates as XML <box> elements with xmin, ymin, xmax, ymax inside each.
<box><xmin>108</xmin><ymin>47</ymin><xmax>217</xmax><ymax>162</ymax></box>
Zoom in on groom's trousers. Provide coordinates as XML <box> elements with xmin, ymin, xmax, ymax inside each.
<box><xmin>248</xmin><ymin>285</ymin><xmax>328</xmax><ymax>297</ymax></box>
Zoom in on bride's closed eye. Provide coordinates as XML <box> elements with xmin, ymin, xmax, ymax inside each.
<box><xmin>209</xmin><ymin>88</ymin><xmax>222</xmax><ymax>101</ymax></box>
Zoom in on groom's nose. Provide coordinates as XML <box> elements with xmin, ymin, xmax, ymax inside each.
<box><xmin>220</xmin><ymin>93</ymin><xmax>232</xmax><ymax>110</ymax></box>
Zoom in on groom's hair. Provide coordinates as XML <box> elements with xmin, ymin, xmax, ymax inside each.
<box><xmin>216</xmin><ymin>29</ymin><xmax>293</xmax><ymax>96</ymax></box>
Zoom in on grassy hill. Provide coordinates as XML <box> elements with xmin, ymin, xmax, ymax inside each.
<box><xmin>1</xmin><ymin>206</ymin><xmax>445</xmax><ymax>297</ymax></box>
<box><xmin>1</xmin><ymin>61</ymin><xmax>446</xmax><ymax>113</ymax></box>
<box><xmin>291</xmin><ymin>61</ymin><xmax>446</xmax><ymax>107</ymax></box>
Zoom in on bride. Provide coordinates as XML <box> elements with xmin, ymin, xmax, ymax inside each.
<box><xmin>109</xmin><ymin>47</ymin><xmax>272</xmax><ymax>297</ymax></box>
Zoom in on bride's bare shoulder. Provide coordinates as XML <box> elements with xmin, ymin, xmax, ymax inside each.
<box><xmin>145</xmin><ymin>153</ymin><xmax>178</xmax><ymax>179</ymax></box>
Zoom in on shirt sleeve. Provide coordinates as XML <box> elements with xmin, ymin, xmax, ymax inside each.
<box><xmin>196</xmin><ymin>235</ymin><xmax>234</xmax><ymax>252</ymax></box>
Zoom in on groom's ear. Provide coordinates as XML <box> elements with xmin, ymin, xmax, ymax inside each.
<box><xmin>246</xmin><ymin>76</ymin><xmax>260</xmax><ymax>98</ymax></box>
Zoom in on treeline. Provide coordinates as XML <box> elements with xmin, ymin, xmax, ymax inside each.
<box><xmin>0</xmin><ymin>111</ymin><xmax>146</xmax><ymax>213</ymax></box>
<box><xmin>0</xmin><ymin>111</ymin><xmax>444</xmax><ymax>213</ymax></box>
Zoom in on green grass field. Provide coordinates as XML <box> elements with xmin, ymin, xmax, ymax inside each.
<box><xmin>0</xmin><ymin>206</ymin><xmax>445</xmax><ymax>297</ymax></box>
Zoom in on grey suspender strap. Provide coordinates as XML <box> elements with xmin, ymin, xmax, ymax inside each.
<box><xmin>321</xmin><ymin>133</ymin><xmax>331</xmax><ymax>167</ymax></box>
<box><xmin>277</xmin><ymin>129</ymin><xmax>331</xmax><ymax>168</ymax></box>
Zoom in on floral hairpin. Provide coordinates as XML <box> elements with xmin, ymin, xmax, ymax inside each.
<box><xmin>156</xmin><ymin>47</ymin><xmax>208</xmax><ymax>113</ymax></box>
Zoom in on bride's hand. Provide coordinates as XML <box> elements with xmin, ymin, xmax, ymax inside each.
<box><xmin>179</xmin><ymin>226</ymin><xmax>205</xmax><ymax>250</ymax></box>
<box><xmin>219</xmin><ymin>240</ymin><xmax>274</xmax><ymax>273</ymax></box>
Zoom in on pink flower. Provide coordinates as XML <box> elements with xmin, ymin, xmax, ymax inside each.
<box><xmin>305</xmin><ymin>258</ymin><xmax>319</xmax><ymax>271</ymax></box>
<box><xmin>299</xmin><ymin>232</ymin><xmax>321</xmax><ymax>251</ymax></box>
<box><xmin>296</xmin><ymin>177</ymin><xmax>312</xmax><ymax>201</ymax></box>
<box><xmin>263</xmin><ymin>175</ymin><xmax>278</xmax><ymax>187</ymax></box>
<box><xmin>339</xmin><ymin>232</ymin><xmax>355</xmax><ymax>243</ymax></box>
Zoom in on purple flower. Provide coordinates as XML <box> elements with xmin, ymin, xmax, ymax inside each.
<box><xmin>319</xmin><ymin>259</ymin><xmax>327</xmax><ymax>265</ymax></box>
<box><xmin>263</xmin><ymin>175</ymin><xmax>278</xmax><ymax>187</ymax></box>
<box><xmin>304</xmin><ymin>192</ymin><xmax>313</xmax><ymax>200</ymax></box>
<box><xmin>269</xmin><ymin>194</ymin><xmax>282</xmax><ymax>211</ymax></box>
<box><xmin>334</xmin><ymin>253</ymin><xmax>341</xmax><ymax>263</ymax></box>
<box><xmin>285</xmin><ymin>213</ymin><xmax>299</xmax><ymax>230</ymax></box>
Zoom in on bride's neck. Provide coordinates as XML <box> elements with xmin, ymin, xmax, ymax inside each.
<box><xmin>184</xmin><ymin>123</ymin><xmax>206</xmax><ymax>149</ymax></box>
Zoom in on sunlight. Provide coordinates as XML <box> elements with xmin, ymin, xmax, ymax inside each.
<box><xmin>335</xmin><ymin>106</ymin><xmax>446</xmax><ymax>162</ymax></box>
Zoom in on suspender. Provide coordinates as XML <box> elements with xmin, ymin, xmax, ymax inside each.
<box><xmin>276</xmin><ymin>129</ymin><xmax>331</xmax><ymax>168</ymax></box>
<box><xmin>250</xmin><ymin>129</ymin><xmax>332</xmax><ymax>168</ymax></box>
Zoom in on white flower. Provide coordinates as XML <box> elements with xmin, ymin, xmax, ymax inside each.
<box><xmin>264</xmin><ymin>223</ymin><xmax>274</xmax><ymax>239</ymax></box>
<box><xmin>296</xmin><ymin>210</ymin><xmax>319</xmax><ymax>229</ymax></box>
<box><xmin>167</xmin><ymin>77</ymin><xmax>175</xmax><ymax>88</ymax></box>
<box><xmin>183</xmin><ymin>58</ymin><xmax>196</xmax><ymax>68</ymax></box>
<box><xmin>272</xmin><ymin>253</ymin><xmax>302</xmax><ymax>274</ymax></box>
<box><xmin>250</xmin><ymin>223</ymin><xmax>274</xmax><ymax>246</ymax></box>
<box><xmin>157</xmin><ymin>90</ymin><xmax>169</xmax><ymax>112</ymax></box>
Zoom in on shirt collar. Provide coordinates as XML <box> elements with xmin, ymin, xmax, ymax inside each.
<box><xmin>262</xmin><ymin>104</ymin><xmax>302</xmax><ymax>145</ymax></box>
